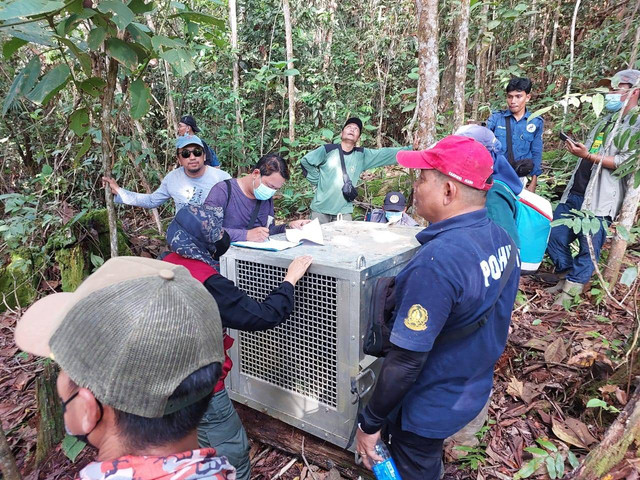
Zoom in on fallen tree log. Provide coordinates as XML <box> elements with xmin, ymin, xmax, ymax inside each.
<box><xmin>233</xmin><ymin>402</ymin><xmax>372</xmax><ymax>479</ymax></box>
<box><xmin>568</xmin><ymin>380</ymin><xmax>640</xmax><ymax>479</ymax></box>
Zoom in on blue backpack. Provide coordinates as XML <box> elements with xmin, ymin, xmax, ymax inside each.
<box><xmin>494</xmin><ymin>181</ymin><xmax>552</xmax><ymax>273</ymax></box>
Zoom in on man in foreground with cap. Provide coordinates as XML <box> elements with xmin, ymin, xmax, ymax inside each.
<box><xmin>179</xmin><ymin>114</ymin><xmax>221</xmax><ymax>168</ymax></box>
<box><xmin>300</xmin><ymin>117</ymin><xmax>409</xmax><ymax>223</ymax></box>
<box><xmin>546</xmin><ymin>69</ymin><xmax>640</xmax><ymax>306</ymax></box>
<box><xmin>14</xmin><ymin>257</ymin><xmax>236</xmax><ymax>479</ymax></box>
<box><xmin>355</xmin><ymin>136</ymin><xmax>520</xmax><ymax>480</ymax></box>
<box><xmin>367</xmin><ymin>191</ymin><xmax>419</xmax><ymax>226</ymax></box>
<box><xmin>102</xmin><ymin>135</ymin><xmax>230</xmax><ymax>212</ymax></box>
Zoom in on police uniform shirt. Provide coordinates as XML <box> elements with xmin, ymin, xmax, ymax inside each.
<box><xmin>487</xmin><ymin>109</ymin><xmax>544</xmax><ymax>177</ymax></box>
<box><xmin>390</xmin><ymin>209</ymin><xmax>520</xmax><ymax>439</ymax></box>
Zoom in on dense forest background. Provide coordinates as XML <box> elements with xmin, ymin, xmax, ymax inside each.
<box><xmin>1</xmin><ymin>0</ymin><xmax>640</xmax><ymax>478</ymax></box>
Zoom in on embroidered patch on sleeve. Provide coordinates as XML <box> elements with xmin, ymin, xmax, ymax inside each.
<box><xmin>404</xmin><ymin>304</ymin><xmax>428</xmax><ymax>331</ymax></box>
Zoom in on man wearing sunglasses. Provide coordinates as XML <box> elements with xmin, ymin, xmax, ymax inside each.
<box><xmin>102</xmin><ymin>135</ymin><xmax>230</xmax><ymax>212</ymax></box>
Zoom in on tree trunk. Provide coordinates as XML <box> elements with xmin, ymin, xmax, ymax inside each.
<box><xmin>282</xmin><ymin>0</ymin><xmax>296</xmax><ymax>143</ymax></box>
<box><xmin>0</xmin><ymin>424</ymin><xmax>21</xmax><ymax>480</ymax></box>
<box><xmin>102</xmin><ymin>57</ymin><xmax>120</xmax><ymax>258</ymax></box>
<box><xmin>229</xmin><ymin>0</ymin><xmax>245</xmax><ymax>156</ymax></box>
<box><xmin>604</xmin><ymin>178</ymin><xmax>640</xmax><ymax>285</ymax></box>
<box><xmin>548</xmin><ymin>0</ymin><xmax>561</xmax><ymax>83</ymax></box>
<box><xmin>163</xmin><ymin>61</ymin><xmax>177</xmax><ymax>139</ymax></box>
<box><xmin>629</xmin><ymin>24</ymin><xmax>640</xmax><ymax>69</ymax></box>
<box><xmin>568</xmin><ymin>385</ymin><xmax>640</xmax><ymax>479</ymax></box>
<box><xmin>452</xmin><ymin>0</ymin><xmax>470</xmax><ymax>131</ymax></box>
<box><xmin>126</xmin><ymin>151</ymin><xmax>163</xmax><ymax>235</ymax></box>
<box><xmin>415</xmin><ymin>0</ymin><xmax>439</xmax><ymax>149</ymax></box>
<box><xmin>615</xmin><ymin>0</ymin><xmax>639</xmax><ymax>58</ymax></box>
<box><xmin>471</xmin><ymin>0</ymin><xmax>489</xmax><ymax>120</ymax></box>
<box><xmin>322</xmin><ymin>0</ymin><xmax>337</xmax><ymax>72</ymax></box>
<box><xmin>35</xmin><ymin>363</ymin><xmax>64</xmax><ymax>465</ymax></box>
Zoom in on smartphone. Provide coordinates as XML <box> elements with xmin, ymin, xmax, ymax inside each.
<box><xmin>558</xmin><ymin>131</ymin><xmax>575</xmax><ymax>143</ymax></box>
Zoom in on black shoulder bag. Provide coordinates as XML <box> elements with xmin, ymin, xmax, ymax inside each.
<box><xmin>338</xmin><ymin>147</ymin><xmax>359</xmax><ymax>202</ymax></box>
<box><xmin>363</xmin><ymin>241</ymin><xmax>518</xmax><ymax>357</ymax></box>
<box><xmin>225</xmin><ymin>179</ymin><xmax>263</xmax><ymax>229</ymax></box>
<box><xmin>505</xmin><ymin>117</ymin><xmax>534</xmax><ymax>177</ymax></box>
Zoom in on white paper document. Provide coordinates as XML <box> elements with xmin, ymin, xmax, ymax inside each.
<box><xmin>231</xmin><ymin>239</ymin><xmax>302</xmax><ymax>251</ymax></box>
<box><xmin>285</xmin><ymin>218</ymin><xmax>324</xmax><ymax>245</ymax></box>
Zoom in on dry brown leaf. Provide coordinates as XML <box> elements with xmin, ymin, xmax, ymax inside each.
<box><xmin>616</xmin><ymin>389</ymin><xmax>628</xmax><ymax>406</ymax></box>
<box><xmin>551</xmin><ymin>416</ymin><xmax>597</xmax><ymax>448</ymax></box>
<box><xmin>523</xmin><ymin>338</ymin><xmax>549</xmax><ymax>351</ymax></box>
<box><xmin>544</xmin><ymin>337</ymin><xmax>567</xmax><ymax>363</ymax></box>
<box><xmin>506</xmin><ymin>377</ymin><xmax>540</xmax><ymax>404</ymax></box>
<box><xmin>567</xmin><ymin>350</ymin><xmax>599</xmax><ymax>367</ymax></box>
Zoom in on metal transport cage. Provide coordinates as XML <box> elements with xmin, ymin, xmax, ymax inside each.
<box><xmin>221</xmin><ymin>220</ymin><xmax>422</xmax><ymax>449</ymax></box>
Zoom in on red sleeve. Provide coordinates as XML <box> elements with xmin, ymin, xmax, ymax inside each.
<box><xmin>163</xmin><ymin>253</ymin><xmax>218</xmax><ymax>283</ymax></box>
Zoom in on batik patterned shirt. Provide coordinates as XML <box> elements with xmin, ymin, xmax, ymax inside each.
<box><xmin>77</xmin><ymin>448</ymin><xmax>236</xmax><ymax>480</ymax></box>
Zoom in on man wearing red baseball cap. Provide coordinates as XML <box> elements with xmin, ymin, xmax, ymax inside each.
<box><xmin>355</xmin><ymin>136</ymin><xmax>520</xmax><ymax>479</ymax></box>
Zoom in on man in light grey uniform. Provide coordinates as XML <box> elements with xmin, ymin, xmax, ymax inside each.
<box><xmin>102</xmin><ymin>135</ymin><xmax>230</xmax><ymax>211</ymax></box>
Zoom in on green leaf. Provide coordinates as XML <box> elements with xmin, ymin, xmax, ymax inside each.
<box><xmin>128</xmin><ymin>0</ymin><xmax>155</xmax><ymax>14</ymax></box>
<box><xmin>321</xmin><ymin>128</ymin><xmax>333</xmax><ymax>139</ymax></box>
<box><xmin>401</xmin><ymin>102</ymin><xmax>416</xmax><ymax>113</ymax></box>
<box><xmin>545</xmin><ymin>454</ymin><xmax>557</xmax><ymax>479</ymax></box>
<box><xmin>567</xmin><ymin>450</ymin><xmax>580</xmax><ymax>469</ymax></box>
<box><xmin>97</xmin><ymin>0</ymin><xmax>134</xmax><ymax>30</ymax></box>
<box><xmin>407</xmin><ymin>72</ymin><xmax>419</xmax><ymax>80</ymax></box>
<box><xmin>620</xmin><ymin>266</ymin><xmax>638</xmax><ymax>287</ymax></box>
<box><xmin>528</xmin><ymin>105</ymin><xmax>552</xmax><ymax>121</ymax></box>
<box><xmin>129</xmin><ymin>78</ymin><xmax>151</xmax><ymax>119</ymax></box>
<box><xmin>57</xmin><ymin>36</ymin><xmax>91</xmax><ymax>75</ymax></box>
<box><xmin>151</xmin><ymin>34</ymin><xmax>181</xmax><ymax>51</ymax></box>
<box><xmin>126</xmin><ymin>23</ymin><xmax>152</xmax><ymax>50</ymax></box>
<box><xmin>25</xmin><ymin>64</ymin><xmax>70</xmax><ymax>105</ymax></box>
<box><xmin>106</xmin><ymin>38</ymin><xmax>138</xmax><ymax>70</ymax></box>
<box><xmin>555</xmin><ymin>453</ymin><xmax>565</xmax><ymax>478</ymax></box>
<box><xmin>3</xmin><ymin>21</ymin><xmax>54</xmax><ymax>46</ymax></box>
<box><xmin>160</xmin><ymin>48</ymin><xmax>195</xmax><ymax>76</ymax></box>
<box><xmin>536</xmin><ymin>438</ymin><xmax>558</xmax><ymax>452</ymax></box>
<box><xmin>399</xmin><ymin>87</ymin><xmax>417</xmax><ymax>95</ymax></box>
<box><xmin>586</xmin><ymin>398</ymin><xmax>608</xmax><ymax>408</ymax></box>
<box><xmin>572</xmin><ymin>219</ymin><xmax>581</xmax><ymax>235</ymax></box>
<box><xmin>90</xmin><ymin>253</ymin><xmax>104</xmax><ymax>269</ymax></box>
<box><xmin>514</xmin><ymin>458</ymin><xmax>542</xmax><ymax>479</ymax></box>
<box><xmin>592</xmin><ymin>93</ymin><xmax>604</xmax><ymax>118</ymax></box>
<box><xmin>524</xmin><ymin>447</ymin><xmax>547</xmax><ymax>456</ymax></box>
<box><xmin>61</xmin><ymin>434</ymin><xmax>86</xmax><ymax>462</ymax></box>
<box><xmin>87</xmin><ymin>26</ymin><xmax>107</xmax><ymax>50</ymax></box>
<box><xmin>0</xmin><ymin>0</ymin><xmax>65</xmax><ymax>21</ymax></box>
<box><xmin>532</xmin><ymin>319</ymin><xmax>542</xmax><ymax>325</ymax></box>
<box><xmin>487</xmin><ymin>19</ymin><xmax>501</xmax><ymax>30</ymax></box>
<box><xmin>590</xmin><ymin>218</ymin><xmax>601</xmax><ymax>235</ymax></box>
<box><xmin>2</xmin><ymin>56</ymin><xmax>41</xmax><ymax>115</ymax></box>
<box><xmin>175</xmin><ymin>11</ymin><xmax>224</xmax><ymax>27</ymax></box>
<box><xmin>41</xmin><ymin>164</ymin><xmax>53</xmax><ymax>175</ymax></box>
<box><xmin>73</xmin><ymin>135</ymin><xmax>92</xmax><ymax>164</ymax></box>
<box><xmin>70</xmin><ymin>108</ymin><xmax>89</xmax><ymax>136</ymax></box>
<box><xmin>3</xmin><ymin>37</ymin><xmax>27</xmax><ymax>58</ymax></box>
<box><xmin>79</xmin><ymin>77</ymin><xmax>106</xmax><ymax>97</ymax></box>
<box><xmin>283</xmin><ymin>68</ymin><xmax>300</xmax><ymax>76</ymax></box>
<box><xmin>617</xmin><ymin>225</ymin><xmax>631</xmax><ymax>241</ymax></box>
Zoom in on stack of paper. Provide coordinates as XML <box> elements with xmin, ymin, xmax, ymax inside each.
<box><xmin>231</xmin><ymin>239</ymin><xmax>302</xmax><ymax>251</ymax></box>
<box><xmin>285</xmin><ymin>218</ymin><xmax>324</xmax><ymax>245</ymax></box>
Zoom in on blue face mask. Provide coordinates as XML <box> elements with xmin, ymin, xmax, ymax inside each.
<box><xmin>604</xmin><ymin>93</ymin><xmax>623</xmax><ymax>112</ymax></box>
<box><xmin>385</xmin><ymin>211</ymin><xmax>403</xmax><ymax>223</ymax></box>
<box><xmin>253</xmin><ymin>177</ymin><xmax>276</xmax><ymax>200</ymax></box>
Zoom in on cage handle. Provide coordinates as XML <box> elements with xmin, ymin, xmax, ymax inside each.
<box><xmin>356</xmin><ymin>255</ymin><xmax>366</xmax><ymax>269</ymax></box>
<box><xmin>350</xmin><ymin>368</ymin><xmax>376</xmax><ymax>405</ymax></box>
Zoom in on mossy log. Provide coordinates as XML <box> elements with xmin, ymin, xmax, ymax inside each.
<box><xmin>0</xmin><ymin>423</ymin><xmax>21</xmax><ymax>480</ymax></box>
<box><xmin>568</xmin><ymin>382</ymin><xmax>640</xmax><ymax>479</ymax></box>
<box><xmin>35</xmin><ymin>363</ymin><xmax>64</xmax><ymax>466</ymax></box>
<box><xmin>0</xmin><ymin>252</ymin><xmax>40</xmax><ymax>312</ymax></box>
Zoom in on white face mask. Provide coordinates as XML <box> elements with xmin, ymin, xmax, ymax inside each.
<box><xmin>385</xmin><ymin>211</ymin><xmax>403</xmax><ymax>223</ymax></box>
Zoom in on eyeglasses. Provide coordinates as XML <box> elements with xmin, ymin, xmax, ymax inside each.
<box><xmin>180</xmin><ymin>148</ymin><xmax>203</xmax><ymax>159</ymax></box>
<box><xmin>61</xmin><ymin>390</ymin><xmax>80</xmax><ymax>413</ymax></box>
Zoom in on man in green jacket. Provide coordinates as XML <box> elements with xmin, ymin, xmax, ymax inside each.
<box><xmin>300</xmin><ymin>117</ymin><xmax>409</xmax><ymax>223</ymax></box>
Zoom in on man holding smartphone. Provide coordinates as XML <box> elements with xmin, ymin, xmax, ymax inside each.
<box><xmin>546</xmin><ymin>69</ymin><xmax>640</xmax><ymax>305</ymax></box>
<box><xmin>487</xmin><ymin>77</ymin><xmax>544</xmax><ymax>192</ymax></box>
<box><xmin>102</xmin><ymin>135</ymin><xmax>230</xmax><ymax>212</ymax></box>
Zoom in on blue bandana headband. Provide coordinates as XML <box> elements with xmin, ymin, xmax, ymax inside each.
<box><xmin>167</xmin><ymin>204</ymin><xmax>224</xmax><ymax>267</ymax></box>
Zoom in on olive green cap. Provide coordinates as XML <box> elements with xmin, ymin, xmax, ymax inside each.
<box><xmin>15</xmin><ymin>257</ymin><xmax>224</xmax><ymax>418</ymax></box>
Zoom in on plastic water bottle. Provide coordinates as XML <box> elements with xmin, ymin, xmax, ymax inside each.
<box><xmin>371</xmin><ymin>440</ymin><xmax>402</xmax><ymax>480</ymax></box>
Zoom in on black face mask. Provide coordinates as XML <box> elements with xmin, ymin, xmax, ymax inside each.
<box><xmin>213</xmin><ymin>231</ymin><xmax>231</xmax><ymax>260</ymax></box>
